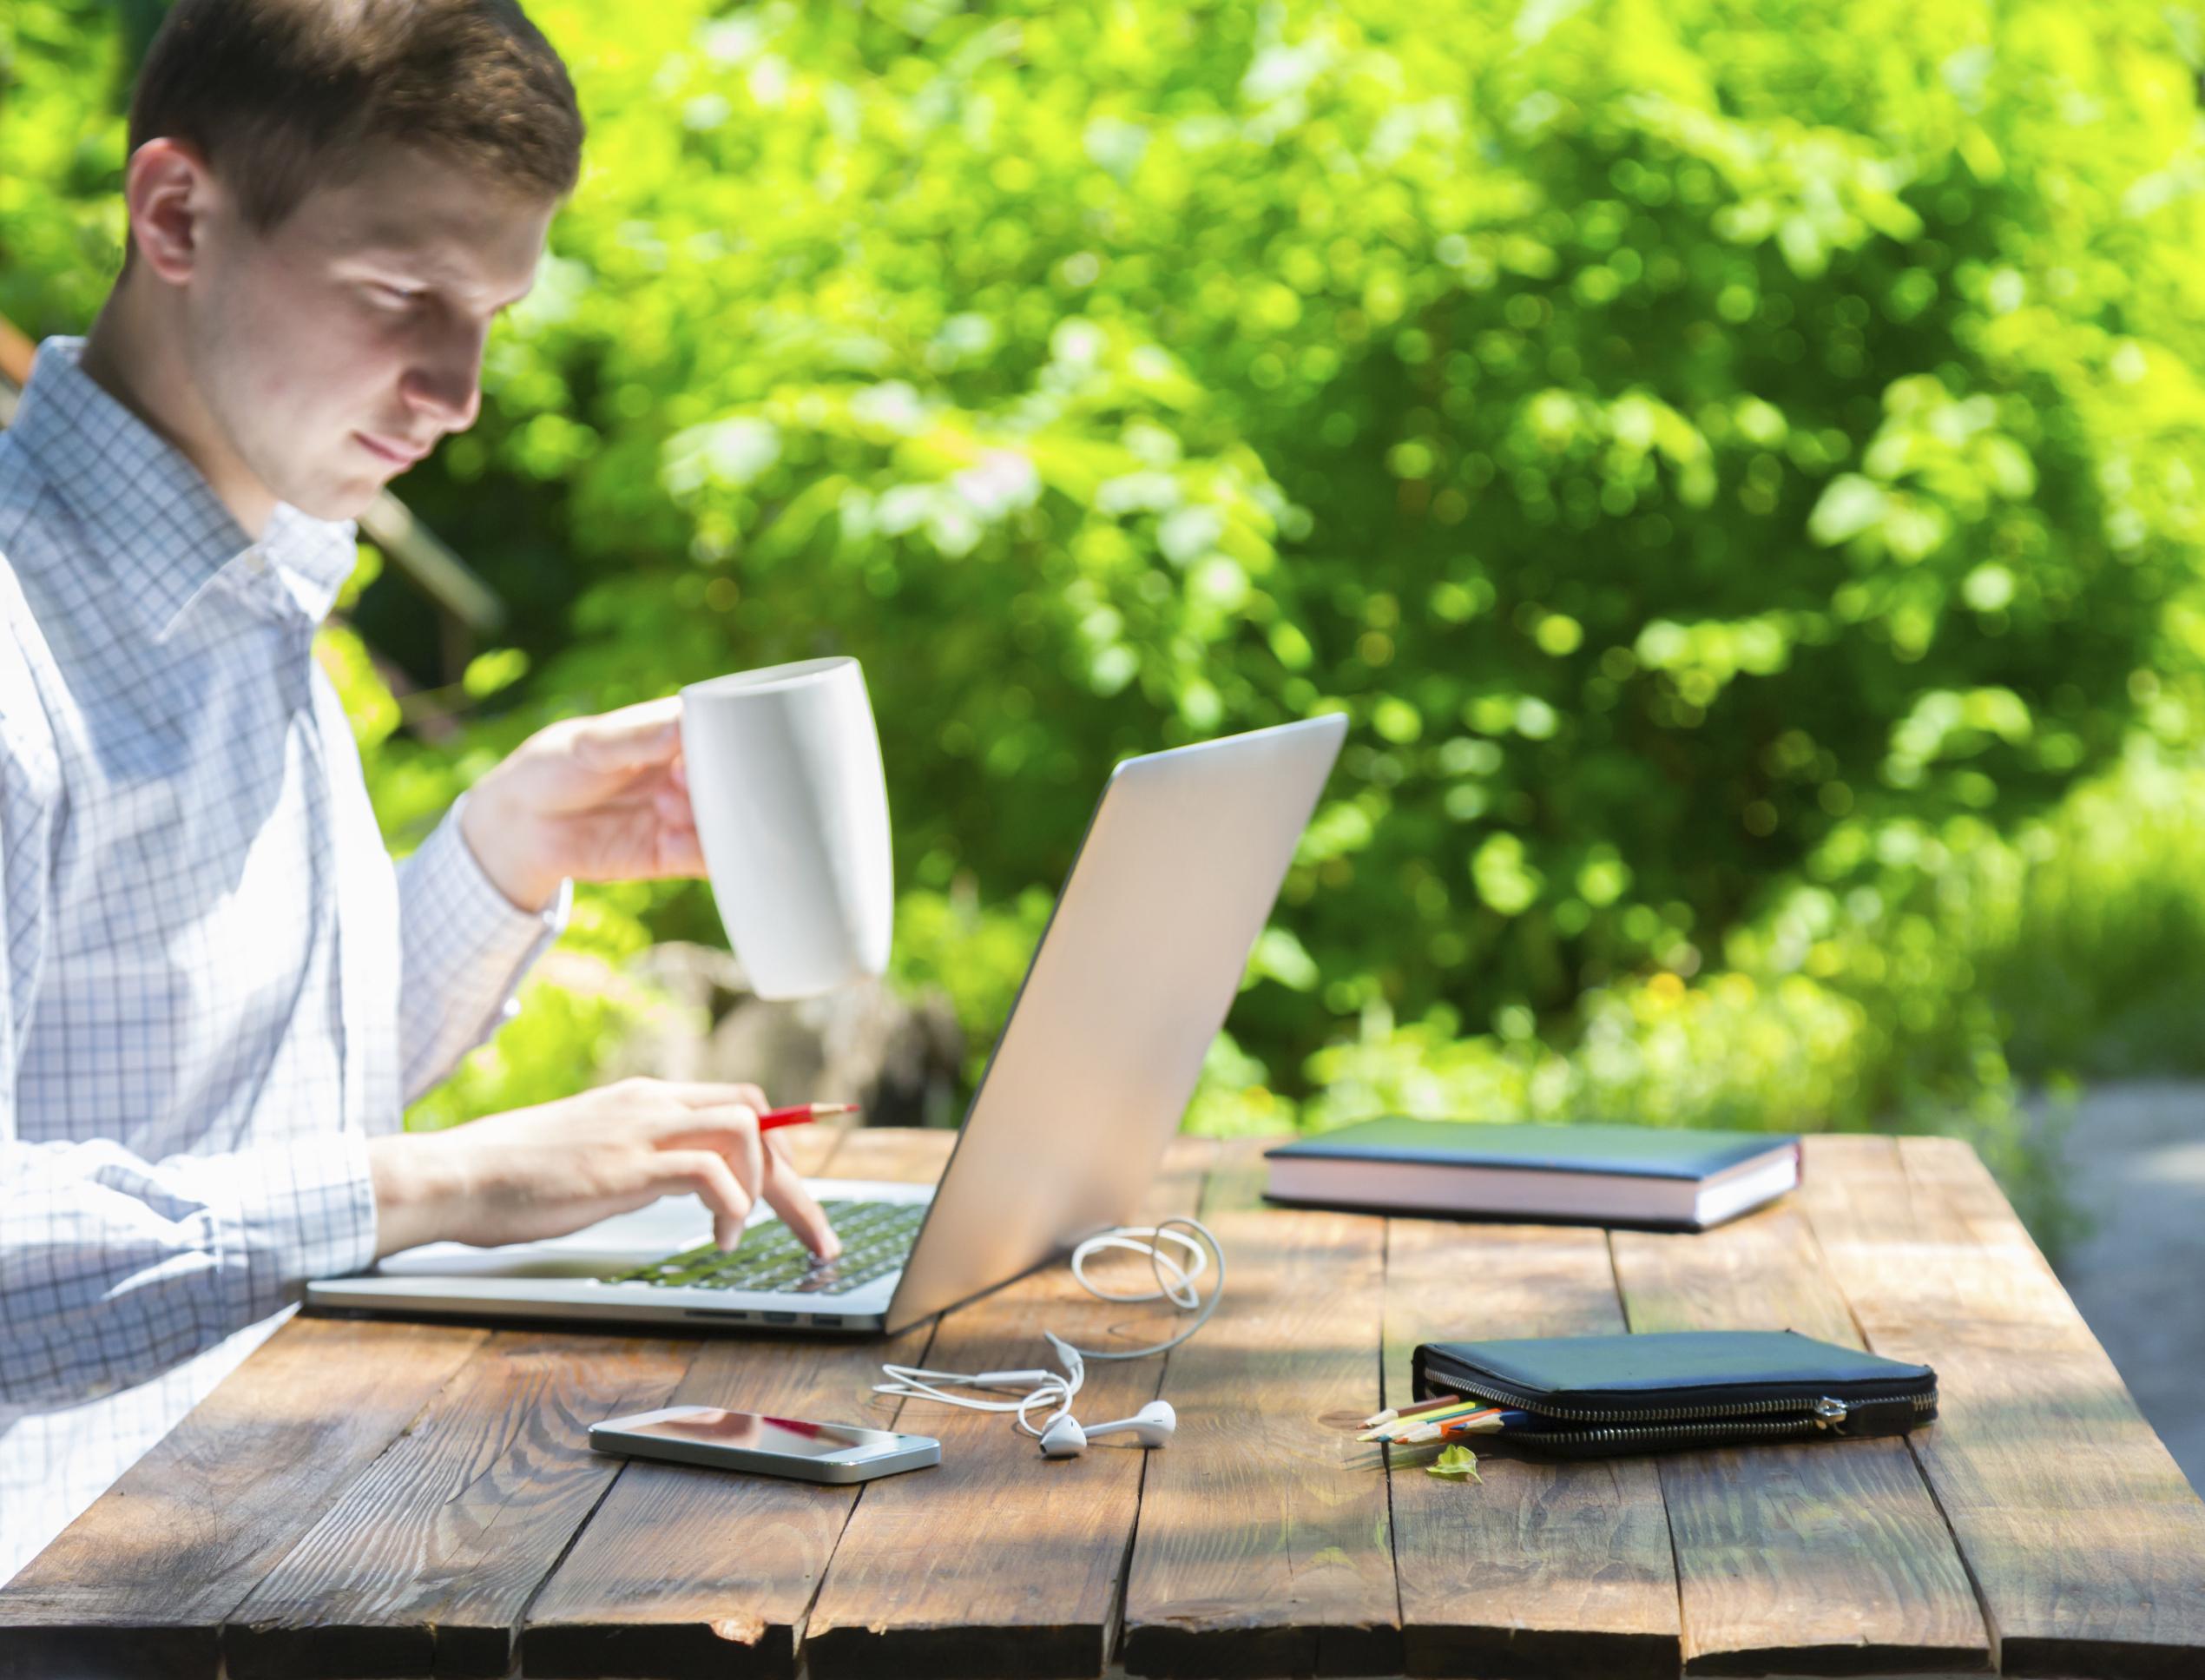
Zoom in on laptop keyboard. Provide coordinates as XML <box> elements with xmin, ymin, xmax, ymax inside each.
<box><xmin>598</xmin><ymin>1199</ymin><xmax>926</xmax><ymax>1296</ymax></box>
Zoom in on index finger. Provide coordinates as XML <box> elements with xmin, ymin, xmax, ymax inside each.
<box><xmin>573</xmin><ymin>695</ymin><xmax>685</xmax><ymax>774</ymax></box>
<box><xmin>759</xmin><ymin>1132</ymin><xmax>841</xmax><ymax>1260</ymax></box>
<box><xmin>645</xmin><ymin>1082</ymin><xmax>771</xmax><ymax>1117</ymax></box>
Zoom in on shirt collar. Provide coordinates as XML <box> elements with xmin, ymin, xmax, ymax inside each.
<box><xmin>7</xmin><ymin>336</ymin><xmax>359</xmax><ymax>636</ymax></box>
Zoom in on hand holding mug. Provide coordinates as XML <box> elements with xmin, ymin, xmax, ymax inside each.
<box><xmin>458</xmin><ymin>696</ymin><xmax>701</xmax><ymax>912</ymax></box>
<box><xmin>455</xmin><ymin>659</ymin><xmax>892</xmax><ymax>1000</ymax></box>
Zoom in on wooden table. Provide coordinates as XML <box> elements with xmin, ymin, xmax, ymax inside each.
<box><xmin>5</xmin><ymin>1126</ymin><xmax>2204</xmax><ymax>1680</ymax></box>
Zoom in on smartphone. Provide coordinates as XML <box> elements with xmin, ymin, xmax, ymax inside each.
<box><xmin>588</xmin><ymin>1406</ymin><xmax>940</xmax><ymax>1484</ymax></box>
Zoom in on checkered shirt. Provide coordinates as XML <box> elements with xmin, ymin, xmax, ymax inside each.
<box><xmin>0</xmin><ymin>337</ymin><xmax>569</xmax><ymax>1581</ymax></box>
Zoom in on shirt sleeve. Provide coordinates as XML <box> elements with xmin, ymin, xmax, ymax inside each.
<box><xmin>0</xmin><ymin>708</ymin><xmax>378</xmax><ymax>1409</ymax></box>
<box><xmin>393</xmin><ymin>791</ymin><xmax>571</xmax><ymax>1104</ymax></box>
<box><xmin>0</xmin><ymin>1134</ymin><xmax>377</xmax><ymax>1407</ymax></box>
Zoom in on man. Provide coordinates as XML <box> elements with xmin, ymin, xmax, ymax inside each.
<box><xmin>0</xmin><ymin>0</ymin><xmax>839</xmax><ymax>1580</ymax></box>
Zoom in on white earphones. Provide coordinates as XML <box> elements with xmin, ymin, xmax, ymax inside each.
<box><xmin>875</xmin><ymin>1216</ymin><xmax>1222</xmax><ymax>1460</ymax></box>
<box><xmin>1038</xmin><ymin>1400</ymin><xmax>1177</xmax><ymax>1458</ymax></box>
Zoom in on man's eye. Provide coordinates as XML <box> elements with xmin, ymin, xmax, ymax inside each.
<box><xmin>372</xmin><ymin>283</ymin><xmax>424</xmax><ymax>308</ymax></box>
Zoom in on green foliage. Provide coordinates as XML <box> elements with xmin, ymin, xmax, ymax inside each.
<box><xmin>887</xmin><ymin>883</ymin><xmax>1055</xmax><ymax>1087</ymax></box>
<box><xmin>0</xmin><ymin>2</ymin><xmax>128</xmax><ymax>336</ymax></box>
<box><xmin>478</xmin><ymin>0</ymin><xmax>2205</xmax><ymax>1077</ymax></box>
<box><xmin>10</xmin><ymin>0</ymin><xmax>2205</xmax><ymax>1246</ymax></box>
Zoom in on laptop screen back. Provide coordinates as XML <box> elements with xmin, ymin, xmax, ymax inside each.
<box><xmin>880</xmin><ymin>715</ymin><xmax>1346</xmax><ymax>1334</ymax></box>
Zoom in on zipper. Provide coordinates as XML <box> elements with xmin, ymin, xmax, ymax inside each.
<box><xmin>1540</xmin><ymin>1413</ymin><xmax>1859</xmax><ymax>1451</ymax></box>
<box><xmin>1426</xmin><ymin>1372</ymin><xmax>1936</xmax><ymax>1433</ymax></box>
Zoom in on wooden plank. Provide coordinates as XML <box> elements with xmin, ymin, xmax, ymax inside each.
<box><xmin>1119</xmin><ymin>1137</ymin><xmax>1399</xmax><ymax>1678</ymax></box>
<box><xmin>221</xmin><ymin>1329</ymin><xmax>697</xmax><ymax>1678</ymax></box>
<box><xmin>1384</xmin><ymin>1217</ymin><xmax>1680</xmax><ymax>1679</ymax></box>
<box><xmin>1610</xmin><ymin>1202</ymin><xmax>1992</xmax><ymax>1677</ymax></box>
<box><xmin>801</xmin><ymin>1137</ymin><xmax>1216</xmax><ymax>1680</ymax></box>
<box><xmin>518</xmin><ymin>1127</ymin><xmax>958</xmax><ymax>1680</ymax></box>
<box><xmin>1800</xmin><ymin>1133</ymin><xmax>2205</xmax><ymax>1680</ymax></box>
<box><xmin>0</xmin><ymin>1316</ymin><xmax>487</xmax><ymax>1680</ymax></box>
<box><xmin>809</xmin><ymin>1122</ymin><xmax>954</xmax><ymax>1186</ymax></box>
<box><xmin>217</xmin><ymin>1115</ymin><xmax>861</xmax><ymax>1678</ymax></box>
<box><xmin>0</xmin><ymin>309</ymin><xmax>34</xmax><ymax>386</ymax></box>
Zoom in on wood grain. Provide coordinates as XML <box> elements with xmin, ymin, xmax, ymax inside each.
<box><xmin>1610</xmin><ymin>1202</ymin><xmax>1992</xmax><ymax>1677</ymax></box>
<box><xmin>0</xmin><ymin>1315</ymin><xmax>486</xmax><ymax>1680</ymax></box>
<box><xmin>1800</xmin><ymin>1133</ymin><xmax>2205</xmax><ymax>1680</ymax></box>
<box><xmin>518</xmin><ymin>1127</ymin><xmax>958</xmax><ymax>1680</ymax></box>
<box><xmin>221</xmin><ymin>1330</ymin><xmax>695</xmax><ymax>1678</ymax></box>
<box><xmin>801</xmin><ymin>1137</ymin><xmax>1215</xmax><ymax>1680</ymax></box>
<box><xmin>1385</xmin><ymin>1217</ymin><xmax>1680</xmax><ymax>1679</ymax></box>
<box><xmin>21</xmin><ymin>1122</ymin><xmax>2201</xmax><ymax>1680</ymax></box>
<box><xmin>1119</xmin><ymin>1137</ymin><xmax>1399</xmax><ymax>1678</ymax></box>
<box><xmin>808</xmin><ymin>1123</ymin><xmax>956</xmax><ymax>1186</ymax></box>
<box><xmin>220</xmin><ymin>1119</ymin><xmax>866</xmax><ymax>1678</ymax></box>
<box><xmin>774</xmin><ymin>1115</ymin><xmax>852</xmax><ymax>1179</ymax></box>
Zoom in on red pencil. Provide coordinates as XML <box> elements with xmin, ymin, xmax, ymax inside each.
<box><xmin>759</xmin><ymin>1102</ymin><xmax>860</xmax><ymax>1132</ymax></box>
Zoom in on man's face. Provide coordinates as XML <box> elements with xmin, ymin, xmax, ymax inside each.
<box><xmin>181</xmin><ymin>143</ymin><xmax>555</xmax><ymax>522</ymax></box>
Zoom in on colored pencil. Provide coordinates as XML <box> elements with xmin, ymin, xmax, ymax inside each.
<box><xmin>1399</xmin><ymin>1408</ymin><xmax>1534</xmax><ymax>1444</ymax></box>
<box><xmin>1397</xmin><ymin>1407</ymin><xmax>1502</xmax><ymax>1443</ymax></box>
<box><xmin>1358</xmin><ymin>1398</ymin><xmax>1501</xmax><ymax>1441</ymax></box>
<box><xmin>1362</xmin><ymin>1393</ymin><xmax>1475</xmax><ymax>1429</ymax></box>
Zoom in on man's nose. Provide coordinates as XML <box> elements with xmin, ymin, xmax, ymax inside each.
<box><xmin>399</xmin><ymin>322</ymin><xmax>485</xmax><ymax>432</ymax></box>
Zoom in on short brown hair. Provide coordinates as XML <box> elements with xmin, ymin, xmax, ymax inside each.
<box><xmin>128</xmin><ymin>0</ymin><xmax>583</xmax><ymax>231</ymax></box>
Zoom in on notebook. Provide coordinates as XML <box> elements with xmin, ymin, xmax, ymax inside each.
<box><xmin>1262</xmin><ymin>1117</ymin><xmax>1802</xmax><ymax>1230</ymax></box>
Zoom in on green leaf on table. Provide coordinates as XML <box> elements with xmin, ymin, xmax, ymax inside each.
<box><xmin>1427</xmin><ymin>1445</ymin><xmax>1482</xmax><ymax>1481</ymax></box>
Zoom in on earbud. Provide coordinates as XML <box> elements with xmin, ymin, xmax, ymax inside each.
<box><xmin>1037</xmin><ymin>1400</ymin><xmax>1176</xmax><ymax>1459</ymax></box>
<box><xmin>1098</xmin><ymin>1400</ymin><xmax>1178</xmax><ymax>1446</ymax></box>
<box><xmin>873</xmin><ymin>1217</ymin><xmax>1223</xmax><ymax>1466</ymax></box>
<box><xmin>1038</xmin><ymin>1414</ymin><xmax>1089</xmax><ymax>1458</ymax></box>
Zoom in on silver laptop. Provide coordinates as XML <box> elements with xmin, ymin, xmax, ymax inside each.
<box><xmin>306</xmin><ymin>714</ymin><xmax>1346</xmax><ymax>1336</ymax></box>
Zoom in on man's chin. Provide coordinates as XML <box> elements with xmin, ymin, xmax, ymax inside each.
<box><xmin>284</xmin><ymin>471</ymin><xmax>389</xmax><ymax>524</ymax></box>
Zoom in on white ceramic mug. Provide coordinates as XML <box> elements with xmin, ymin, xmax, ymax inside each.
<box><xmin>679</xmin><ymin>656</ymin><xmax>893</xmax><ymax>999</ymax></box>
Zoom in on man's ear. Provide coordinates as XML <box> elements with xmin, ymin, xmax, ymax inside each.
<box><xmin>123</xmin><ymin>137</ymin><xmax>220</xmax><ymax>286</ymax></box>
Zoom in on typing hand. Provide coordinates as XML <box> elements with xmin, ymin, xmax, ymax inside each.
<box><xmin>457</xmin><ymin>695</ymin><xmax>701</xmax><ymax>912</ymax></box>
<box><xmin>366</xmin><ymin>1077</ymin><xmax>841</xmax><ymax>1262</ymax></box>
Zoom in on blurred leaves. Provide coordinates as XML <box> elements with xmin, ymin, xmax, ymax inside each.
<box><xmin>469</xmin><ymin>0</ymin><xmax>2205</xmax><ymax>1064</ymax></box>
<box><xmin>10</xmin><ymin>0</ymin><xmax>2205</xmax><ymax>1236</ymax></box>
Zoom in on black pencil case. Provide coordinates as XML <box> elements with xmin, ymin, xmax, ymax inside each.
<box><xmin>1411</xmin><ymin>1329</ymin><xmax>1938</xmax><ymax>1457</ymax></box>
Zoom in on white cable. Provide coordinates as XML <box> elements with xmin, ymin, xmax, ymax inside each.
<box><xmin>875</xmin><ymin>1215</ymin><xmax>1224</xmax><ymax>1440</ymax></box>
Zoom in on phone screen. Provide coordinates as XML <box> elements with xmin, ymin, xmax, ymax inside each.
<box><xmin>617</xmin><ymin>1408</ymin><xmax>898</xmax><ymax>1459</ymax></box>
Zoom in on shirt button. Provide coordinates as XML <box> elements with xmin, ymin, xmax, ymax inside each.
<box><xmin>245</xmin><ymin>549</ymin><xmax>269</xmax><ymax>575</ymax></box>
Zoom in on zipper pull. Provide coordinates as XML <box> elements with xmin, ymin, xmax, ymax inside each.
<box><xmin>1813</xmin><ymin>1396</ymin><xmax>1849</xmax><ymax>1432</ymax></box>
